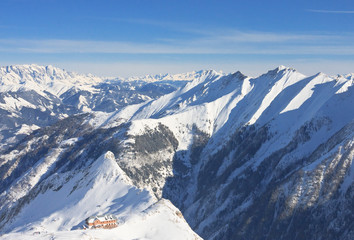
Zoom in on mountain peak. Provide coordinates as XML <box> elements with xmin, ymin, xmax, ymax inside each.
<box><xmin>312</xmin><ymin>72</ymin><xmax>330</xmax><ymax>80</ymax></box>
<box><xmin>123</xmin><ymin>69</ymin><xmax>223</xmax><ymax>83</ymax></box>
<box><xmin>231</xmin><ymin>70</ymin><xmax>247</xmax><ymax>80</ymax></box>
<box><xmin>275</xmin><ymin>65</ymin><xmax>298</xmax><ymax>73</ymax></box>
<box><xmin>0</xmin><ymin>64</ymin><xmax>103</xmax><ymax>95</ymax></box>
<box><xmin>91</xmin><ymin>151</ymin><xmax>131</xmax><ymax>184</ymax></box>
<box><xmin>260</xmin><ymin>65</ymin><xmax>297</xmax><ymax>80</ymax></box>
<box><xmin>277</xmin><ymin>65</ymin><xmax>288</xmax><ymax>71</ymax></box>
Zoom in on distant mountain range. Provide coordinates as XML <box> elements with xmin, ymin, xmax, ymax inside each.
<box><xmin>0</xmin><ymin>64</ymin><xmax>353</xmax><ymax>239</ymax></box>
<box><xmin>0</xmin><ymin>64</ymin><xmax>205</xmax><ymax>150</ymax></box>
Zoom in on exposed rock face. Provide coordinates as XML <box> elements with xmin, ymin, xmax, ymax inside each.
<box><xmin>176</xmin><ymin>121</ymin><xmax>354</xmax><ymax>240</ymax></box>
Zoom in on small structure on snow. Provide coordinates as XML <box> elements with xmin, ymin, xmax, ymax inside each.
<box><xmin>84</xmin><ymin>214</ymin><xmax>118</xmax><ymax>229</ymax></box>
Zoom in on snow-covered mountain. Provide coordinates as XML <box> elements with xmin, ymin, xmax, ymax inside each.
<box><xmin>1</xmin><ymin>151</ymin><xmax>201</xmax><ymax>239</ymax></box>
<box><xmin>0</xmin><ymin>64</ymin><xmax>102</xmax><ymax>96</ymax></box>
<box><xmin>0</xmin><ymin>65</ymin><xmax>353</xmax><ymax>240</ymax></box>
<box><xmin>0</xmin><ymin>64</ymin><xmax>208</xmax><ymax>96</ymax></box>
<box><xmin>124</xmin><ymin>70</ymin><xmax>224</xmax><ymax>83</ymax></box>
<box><xmin>0</xmin><ymin>64</ymin><xmax>201</xmax><ymax>150</ymax></box>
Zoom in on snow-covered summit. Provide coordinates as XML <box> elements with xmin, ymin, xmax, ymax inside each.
<box><xmin>0</xmin><ymin>64</ymin><xmax>225</xmax><ymax>98</ymax></box>
<box><xmin>90</xmin><ymin>151</ymin><xmax>132</xmax><ymax>185</ymax></box>
<box><xmin>0</xmin><ymin>64</ymin><xmax>103</xmax><ymax>96</ymax></box>
<box><xmin>260</xmin><ymin>65</ymin><xmax>299</xmax><ymax>78</ymax></box>
<box><xmin>345</xmin><ymin>73</ymin><xmax>354</xmax><ymax>80</ymax></box>
<box><xmin>123</xmin><ymin>69</ymin><xmax>224</xmax><ymax>82</ymax></box>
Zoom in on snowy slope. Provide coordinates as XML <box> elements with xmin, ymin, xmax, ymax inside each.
<box><xmin>0</xmin><ymin>64</ymin><xmax>102</xmax><ymax>96</ymax></box>
<box><xmin>0</xmin><ymin>65</ymin><xmax>353</xmax><ymax>240</ymax></box>
<box><xmin>1</xmin><ymin>151</ymin><xmax>201</xmax><ymax>240</ymax></box>
<box><xmin>89</xmin><ymin>66</ymin><xmax>354</xmax><ymax>239</ymax></box>
<box><xmin>101</xmin><ymin>67</ymin><xmax>309</xmax><ymax>152</ymax></box>
<box><xmin>102</xmin><ymin>66</ymin><xmax>352</xmax><ymax>156</ymax></box>
<box><xmin>2</xmin><ymin>200</ymin><xmax>200</xmax><ymax>240</ymax></box>
<box><xmin>2</xmin><ymin>200</ymin><xmax>201</xmax><ymax>240</ymax></box>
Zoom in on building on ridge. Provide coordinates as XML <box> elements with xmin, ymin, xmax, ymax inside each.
<box><xmin>84</xmin><ymin>214</ymin><xmax>118</xmax><ymax>229</ymax></box>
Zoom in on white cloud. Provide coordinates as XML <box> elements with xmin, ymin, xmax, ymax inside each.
<box><xmin>1</xmin><ymin>24</ymin><xmax>353</xmax><ymax>77</ymax></box>
<box><xmin>0</xmin><ymin>30</ymin><xmax>354</xmax><ymax>55</ymax></box>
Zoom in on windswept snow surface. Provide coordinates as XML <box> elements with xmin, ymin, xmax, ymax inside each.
<box><xmin>1</xmin><ymin>152</ymin><xmax>201</xmax><ymax>240</ymax></box>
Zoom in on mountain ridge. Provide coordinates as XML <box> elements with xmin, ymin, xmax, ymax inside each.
<box><xmin>0</xmin><ymin>64</ymin><xmax>353</xmax><ymax>240</ymax></box>
<box><xmin>1</xmin><ymin>151</ymin><xmax>201</xmax><ymax>239</ymax></box>
<box><xmin>0</xmin><ymin>64</ymin><xmax>209</xmax><ymax>150</ymax></box>
<box><xmin>0</xmin><ymin>64</ymin><xmax>102</xmax><ymax>96</ymax></box>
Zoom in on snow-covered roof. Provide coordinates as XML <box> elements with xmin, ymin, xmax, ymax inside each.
<box><xmin>86</xmin><ymin>214</ymin><xmax>117</xmax><ymax>223</ymax></box>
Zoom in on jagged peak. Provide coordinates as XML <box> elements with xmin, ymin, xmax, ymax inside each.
<box><xmin>345</xmin><ymin>73</ymin><xmax>354</xmax><ymax>80</ymax></box>
<box><xmin>196</xmin><ymin>69</ymin><xmax>219</xmax><ymax>75</ymax></box>
<box><xmin>90</xmin><ymin>151</ymin><xmax>131</xmax><ymax>184</ymax></box>
<box><xmin>231</xmin><ymin>70</ymin><xmax>248</xmax><ymax>80</ymax></box>
<box><xmin>312</xmin><ymin>72</ymin><xmax>331</xmax><ymax>80</ymax></box>
<box><xmin>123</xmin><ymin>69</ymin><xmax>224</xmax><ymax>83</ymax></box>
<box><xmin>259</xmin><ymin>65</ymin><xmax>300</xmax><ymax>80</ymax></box>
<box><xmin>330</xmin><ymin>73</ymin><xmax>354</xmax><ymax>82</ymax></box>
<box><xmin>277</xmin><ymin>65</ymin><xmax>288</xmax><ymax>71</ymax></box>
<box><xmin>1</xmin><ymin>63</ymin><xmax>65</xmax><ymax>74</ymax></box>
<box><xmin>0</xmin><ymin>64</ymin><xmax>103</xmax><ymax>96</ymax></box>
<box><xmin>92</xmin><ymin>151</ymin><xmax>119</xmax><ymax>173</ymax></box>
<box><xmin>2</xmin><ymin>64</ymin><xmax>90</xmax><ymax>78</ymax></box>
<box><xmin>274</xmin><ymin>65</ymin><xmax>296</xmax><ymax>73</ymax></box>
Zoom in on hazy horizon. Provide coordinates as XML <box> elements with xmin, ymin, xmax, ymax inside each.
<box><xmin>0</xmin><ymin>0</ymin><xmax>353</xmax><ymax>77</ymax></box>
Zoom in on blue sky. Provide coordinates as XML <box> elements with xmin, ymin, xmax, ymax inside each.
<box><xmin>0</xmin><ymin>0</ymin><xmax>354</xmax><ymax>77</ymax></box>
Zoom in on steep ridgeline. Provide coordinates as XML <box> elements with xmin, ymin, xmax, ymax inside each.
<box><xmin>0</xmin><ymin>150</ymin><xmax>201</xmax><ymax>239</ymax></box>
<box><xmin>0</xmin><ymin>66</ymin><xmax>353</xmax><ymax>239</ymax></box>
<box><xmin>0</xmin><ymin>64</ymin><xmax>198</xmax><ymax>149</ymax></box>
<box><xmin>100</xmin><ymin>67</ymin><xmax>354</xmax><ymax>240</ymax></box>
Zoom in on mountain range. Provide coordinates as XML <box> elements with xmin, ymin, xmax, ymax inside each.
<box><xmin>0</xmin><ymin>64</ymin><xmax>202</xmax><ymax>150</ymax></box>
<box><xmin>0</xmin><ymin>64</ymin><xmax>353</xmax><ymax>240</ymax></box>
